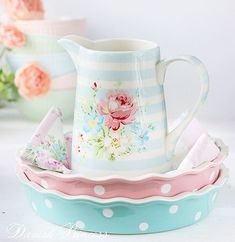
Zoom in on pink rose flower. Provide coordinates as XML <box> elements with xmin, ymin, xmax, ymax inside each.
<box><xmin>0</xmin><ymin>24</ymin><xmax>26</xmax><ymax>48</ymax></box>
<box><xmin>91</xmin><ymin>81</ymin><xmax>97</xmax><ymax>90</ymax></box>
<box><xmin>97</xmin><ymin>91</ymin><xmax>138</xmax><ymax>131</ymax></box>
<box><xmin>14</xmin><ymin>63</ymin><xmax>51</xmax><ymax>99</ymax></box>
<box><xmin>4</xmin><ymin>0</ymin><xmax>44</xmax><ymax>20</ymax></box>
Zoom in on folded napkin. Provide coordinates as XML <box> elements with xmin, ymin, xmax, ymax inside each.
<box><xmin>179</xmin><ymin>118</ymin><xmax>207</xmax><ymax>150</ymax></box>
<box><xmin>171</xmin><ymin>119</ymin><xmax>220</xmax><ymax>170</ymax></box>
<box><xmin>178</xmin><ymin>133</ymin><xmax>220</xmax><ymax>170</ymax></box>
<box><xmin>20</xmin><ymin>107</ymin><xmax>71</xmax><ymax>173</ymax></box>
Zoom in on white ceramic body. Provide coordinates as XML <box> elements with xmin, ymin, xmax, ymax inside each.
<box><xmin>59</xmin><ymin>36</ymin><xmax>209</xmax><ymax>176</ymax></box>
<box><xmin>7</xmin><ymin>19</ymin><xmax>86</xmax><ymax>121</ymax></box>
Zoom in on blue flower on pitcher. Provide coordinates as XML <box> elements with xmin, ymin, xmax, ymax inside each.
<box><xmin>131</xmin><ymin>123</ymin><xmax>149</xmax><ymax>146</ymax></box>
<box><xmin>83</xmin><ymin>111</ymin><xmax>104</xmax><ymax>133</ymax></box>
<box><xmin>138</xmin><ymin>130</ymin><xmax>149</xmax><ymax>145</ymax></box>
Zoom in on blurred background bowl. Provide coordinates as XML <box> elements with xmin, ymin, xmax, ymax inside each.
<box><xmin>6</xmin><ymin>18</ymin><xmax>86</xmax><ymax>121</ymax></box>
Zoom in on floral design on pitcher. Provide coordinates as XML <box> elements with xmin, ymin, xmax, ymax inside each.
<box><xmin>74</xmin><ymin>81</ymin><xmax>156</xmax><ymax>161</ymax></box>
<box><xmin>97</xmin><ymin>91</ymin><xmax>138</xmax><ymax>131</ymax></box>
<box><xmin>83</xmin><ymin>110</ymin><xmax>104</xmax><ymax>133</ymax></box>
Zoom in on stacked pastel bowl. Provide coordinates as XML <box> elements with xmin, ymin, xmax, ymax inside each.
<box><xmin>17</xmin><ymin>109</ymin><xmax>229</xmax><ymax>234</ymax></box>
<box><xmin>6</xmin><ymin>18</ymin><xmax>86</xmax><ymax>120</ymax></box>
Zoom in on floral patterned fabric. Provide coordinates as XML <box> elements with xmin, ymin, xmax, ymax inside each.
<box><xmin>22</xmin><ymin>134</ymin><xmax>71</xmax><ymax>173</ymax></box>
<box><xmin>20</xmin><ymin>107</ymin><xmax>71</xmax><ymax>173</ymax></box>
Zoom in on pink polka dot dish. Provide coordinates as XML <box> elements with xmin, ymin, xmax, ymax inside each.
<box><xmin>17</xmin><ymin>164</ymin><xmax>228</xmax><ymax>234</ymax></box>
<box><xmin>17</xmin><ymin>139</ymin><xmax>228</xmax><ymax>199</ymax></box>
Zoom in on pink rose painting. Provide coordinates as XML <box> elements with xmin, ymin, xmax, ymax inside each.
<box><xmin>97</xmin><ymin>91</ymin><xmax>138</xmax><ymax>131</ymax></box>
<box><xmin>74</xmin><ymin>83</ymin><xmax>154</xmax><ymax>160</ymax></box>
<box><xmin>4</xmin><ymin>0</ymin><xmax>44</xmax><ymax>20</ymax></box>
<box><xmin>0</xmin><ymin>24</ymin><xmax>26</xmax><ymax>48</ymax></box>
<box><xmin>14</xmin><ymin>63</ymin><xmax>51</xmax><ymax>99</ymax></box>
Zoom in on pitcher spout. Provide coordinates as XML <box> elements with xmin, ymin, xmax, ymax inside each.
<box><xmin>58</xmin><ymin>35</ymin><xmax>93</xmax><ymax>66</ymax></box>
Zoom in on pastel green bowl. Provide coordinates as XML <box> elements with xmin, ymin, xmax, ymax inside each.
<box><xmin>18</xmin><ymin>166</ymin><xmax>228</xmax><ymax>234</ymax></box>
<box><xmin>6</xmin><ymin>51</ymin><xmax>75</xmax><ymax>77</ymax></box>
<box><xmin>11</xmin><ymin>35</ymin><xmax>65</xmax><ymax>55</ymax></box>
<box><xmin>16</xmin><ymin>89</ymin><xmax>75</xmax><ymax>121</ymax></box>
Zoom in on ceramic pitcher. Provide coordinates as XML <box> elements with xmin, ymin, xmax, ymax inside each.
<box><xmin>59</xmin><ymin>36</ymin><xmax>209</xmax><ymax>176</ymax></box>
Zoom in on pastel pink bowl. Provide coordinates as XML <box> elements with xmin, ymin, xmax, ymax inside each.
<box><xmin>17</xmin><ymin>139</ymin><xmax>228</xmax><ymax>199</ymax></box>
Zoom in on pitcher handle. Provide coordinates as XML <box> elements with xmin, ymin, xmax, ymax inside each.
<box><xmin>156</xmin><ymin>56</ymin><xmax>209</xmax><ymax>159</ymax></box>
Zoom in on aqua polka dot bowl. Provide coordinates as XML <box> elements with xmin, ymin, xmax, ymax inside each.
<box><xmin>17</xmin><ymin>139</ymin><xmax>228</xmax><ymax>199</ymax></box>
<box><xmin>17</xmin><ymin>165</ymin><xmax>228</xmax><ymax>234</ymax></box>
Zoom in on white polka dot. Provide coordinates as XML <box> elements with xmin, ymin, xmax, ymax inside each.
<box><xmin>44</xmin><ymin>199</ymin><xmax>53</xmax><ymax>208</ymax></box>
<box><xmin>41</xmin><ymin>179</ymin><xmax>48</xmax><ymax>189</ymax></box>
<box><xmin>75</xmin><ymin>220</ymin><xmax>85</xmax><ymax>230</ymax></box>
<box><xmin>139</xmin><ymin>222</ymin><xmax>149</xmax><ymax>231</ymax></box>
<box><xmin>32</xmin><ymin>202</ymin><xmax>37</xmax><ymax>211</ymax></box>
<box><xmin>193</xmin><ymin>189</ymin><xmax>198</xmax><ymax>192</ymax></box>
<box><xmin>103</xmin><ymin>208</ymin><xmax>113</xmax><ymax>218</ymax></box>
<box><xmin>161</xmin><ymin>184</ymin><xmax>172</xmax><ymax>194</ymax></box>
<box><xmin>169</xmin><ymin>205</ymin><xmax>178</xmax><ymax>214</ymax></box>
<box><xmin>94</xmin><ymin>185</ymin><xmax>105</xmax><ymax>196</ymax></box>
<box><xmin>195</xmin><ymin>211</ymin><xmax>202</xmax><ymax>221</ymax></box>
<box><xmin>212</xmin><ymin>193</ymin><xmax>217</xmax><ymax>202</ymax></box>
<box><xmin>209</xmin><ymin>171</ymin><xmax>216</xmax><ymax>182</ymax></box>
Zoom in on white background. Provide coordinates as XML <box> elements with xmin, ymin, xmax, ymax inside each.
<box><xmin>43</xmin><ymin>0</ymin><xmax>235</xmax><ymax>121</ymax></box>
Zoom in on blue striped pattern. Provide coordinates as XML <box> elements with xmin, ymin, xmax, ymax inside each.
<box><xmin>72</xmin><ymin>48</ymin><xmax>168</xmax><ymax>167</ymax></box>
<box><xmin>79</xmin><ymin>67</ymin><xmax>156</xmax><ymax>81</ymax></box>
<box><xmin>75</xmin><ymin>98</ymin><xmax>165</xmax><ymax>117</ymax></box>
<box><xmin>74</xmin><ymin>115</ymin><xmax>167</xmax><ymax>131</ymax></box>
<box><xmin>77</xmin><ymin>84</ymin><xmax>163</xmax><ymax>99</ymax></box>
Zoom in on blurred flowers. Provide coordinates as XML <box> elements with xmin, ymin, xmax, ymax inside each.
<box><xmin>0</xmin><ymin>1</ymin><xmax>48</xmax><ymax>106</ymax></box>
<box><xmin>0</xmin><ymin>45</ymin><xmax>18</xmax><ymax>105</ymax></box>
<box><xmin>0</xmin><ymin>68</ymin><xmax>17</xmax><ymax>104</ymax></box>
<box><xmin>4</xmin><ymin>0</ymin><xmax>44</xmax><ymax>20</ymax></box>
<box><xmin>14</xmin><ymin>63</ymin><xmax>51</xmax><ymax>99</ymax></box>
<box><xmin>0</xmin><ymin>24</ymin><xmax>26</xmax><ymax>48</ymax></box>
